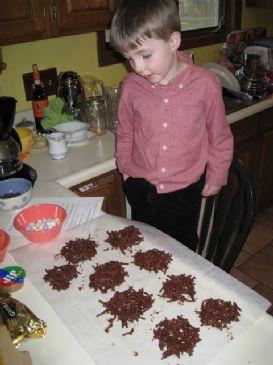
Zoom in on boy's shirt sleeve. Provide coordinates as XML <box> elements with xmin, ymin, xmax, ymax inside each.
<box><xmin>115</xmin><ymin>95</ymin><xmax>134</xmax><ymax>174</ymax></box>
<box><xmin>205</xmin><ymin>75</ymin><xmax>234</xmax><ymax>187</ymax></box>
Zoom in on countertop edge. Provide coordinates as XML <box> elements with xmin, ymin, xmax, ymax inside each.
<box><xmin>57</xmin><ymin>157</ymin><xmax>116</xmax><ymax>187</ymax></box>
<box><xmin>227</xmin><ymin>96</ymin><xmax>273</xmax><ymax>124</ymax></box>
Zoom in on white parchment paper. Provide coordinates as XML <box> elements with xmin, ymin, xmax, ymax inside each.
<box><xmin>11</xmin><ymin>214</ymin><xmax>270</xmax><ymax>365</ymax></box>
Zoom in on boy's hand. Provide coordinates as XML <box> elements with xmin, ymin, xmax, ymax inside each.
<box><xmin>122</xmin><ymin>173</ymin><xmax>129</xmax><ymax>181</ymax></box>
<box><xmin>202</xmin><ymin>184</ymin><xmax>221</xmax><ymax>197</ymax></box>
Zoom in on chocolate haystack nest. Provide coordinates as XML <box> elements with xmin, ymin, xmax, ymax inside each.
<box><xmin>105</xmin><ymin>225</ymin><xmax>143</xmax><ymax>253</ymax></box>
<box><xmin>43</xmin><ymin>264</ymin><xmax>79</xmax><ymax>291</ymax></box>
<box><xmin>153</xmin><ymin>316</ymin><xmax>201</xmax><ymax>359</ymax></box>
<box><xmin>160</xmin><ymin>274</ymin><xmax>196</xmax><ymax>303</ymax></box>
<box><xmin>133</xmin><ymin>248</ymin><xmax>172</xmax><ymax>273</ymax></box>
<box><xmin>58</xmin><ymin>236</ymin><xmax>98</xmax><ymax>264</ymax></box>
<box><xmin>89</xmin><ymin>261</ymin><xmax>129</xmax><ymax>293</ymax></box>
<box><xmin>197</xmin><ymin>298</ymin><xmax>241</xmax><ymax>330</ymax></box>
<box><xmin>98</xmin><ymin>287</ymin><xmax>154</xmax><ymax>329</ymax></box>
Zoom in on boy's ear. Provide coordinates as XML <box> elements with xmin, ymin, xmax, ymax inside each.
<box><xmin>169</xmin><ymin>31</ymin><xmax>181</xmax><ymax>50</ymax></box>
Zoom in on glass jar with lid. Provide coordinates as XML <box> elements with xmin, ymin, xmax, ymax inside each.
<box><xmin>85</xmin><ymin>98</ymin><xmax>107</xmax><ymax>136</ymax></box>
<box><xmin>105</xmin><ymin>85</ymin><xmax>121</xmax><ymax>133</ymax></box>
<box><xmin>81</xmin><ymin>75</ymin><xmax>108</xmax><ymax>135</ymax></box>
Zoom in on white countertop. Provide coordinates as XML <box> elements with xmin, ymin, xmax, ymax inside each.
<box><xmin>226</xmin><ymin>94</ymin><xmax>273</xmax><ymax>124</ymax></box>
<box><xmin>1</xmin><ymin>97</ymin><xmax>273</xmax><ymax>364</ymax></box>
<box><xmin>1</xmin><ymin>215</ymin><xmax>273</xmax><ymax>365</ymax></box>
<box><xmin>0</xmin><ymin>131</ymin><xmax>117</xmax><ymax>229</ymax></box>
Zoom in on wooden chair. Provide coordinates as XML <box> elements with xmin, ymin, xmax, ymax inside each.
<box><xmin>197</xmin><ymin>157</ymin><xmax>255</xmax><ymax>273</ymax></box>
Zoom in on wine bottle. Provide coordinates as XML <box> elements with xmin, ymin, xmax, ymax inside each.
<box><xmin>31</xmin><ymin>64</ymin><xmax>48</xmax><ymax>133</ymax></box>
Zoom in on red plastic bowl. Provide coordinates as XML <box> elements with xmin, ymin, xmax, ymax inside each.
<box><xmin>0</xmin><ymin>229</ymin><xmax>10</xmax><ymax>262</ymax></box>
<box><xmin>13</xmin><ymin>204</ymin><xmax>67</xmax><ymax>243</ymax></box>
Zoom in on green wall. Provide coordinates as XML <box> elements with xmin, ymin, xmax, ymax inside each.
<box><xmin>0</xmin><ymin>1</ymin><xmax>272</xmax><ymax>112</ymax></box>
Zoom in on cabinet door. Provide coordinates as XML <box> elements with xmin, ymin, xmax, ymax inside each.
<box><xmin>70</xmin><ymin>169</ymin><xmax>126</xmax><ymax>217</ymax></box>
<box><xmin>53</xmin><ymin>0</ymin><xmax>119</xmax><ymax>35</ymax></box>
<box><xmin>246</xmin><ymin>0</ymin><xmax>273</xmax><ymax>8</ymax></box>
<box><xmin>256</xmin><ymin>130</ymin><xmax>273</xmax><ymax>208</ymax></box>
<box><xmin>0</xmin><ymin>0</ymin><xmax>48</xmax><ymax>45</ymax></box>
<box><xmin>230</xmin><ymin>115</ymin><xmax>258</xmax><ymax>185</ymax></box>
<box><xmin>256</xmin><ymin>107</ymin><xmax>273</xmax><ymax>209</ymax></box>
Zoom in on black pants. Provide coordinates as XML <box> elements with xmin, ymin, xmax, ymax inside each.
<box><xmin>124</xmin><ymin>176</ymin><xmax>204</xmax><ymax>251</ymax></box>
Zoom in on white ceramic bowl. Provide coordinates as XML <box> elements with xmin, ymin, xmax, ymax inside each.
<box><xmin>54</xmin><ymin>121</ymin><xmax>89</xmax><ymax>142</ymax></box>
<box><xmin>0</xmin><ymin>178</ymin><xmax>32</xmax><ymax>211</ymax></box>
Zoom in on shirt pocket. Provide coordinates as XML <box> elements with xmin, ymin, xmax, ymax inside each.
<box><xmin>173</xmin><ymin>104</ymin><xmax>205</xmax><ymax>142</ymax></box>
<box><xmin>133</xmin><ymin>104</ymin><xmax>160</xmax><ymax>137</ymax></box>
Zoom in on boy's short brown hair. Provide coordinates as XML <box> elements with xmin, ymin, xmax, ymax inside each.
<box><xmin>110</xmin><ymin>0</ymin><xmax>181</xmax><ymax>54</ymax></box>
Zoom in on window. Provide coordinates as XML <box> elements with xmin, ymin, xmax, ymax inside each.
<box><xmin>180</xmin><ymin>0</ymin><xmax>242</xmax><ymax>50</ymax></box>
<box><xmin>97</xmin><ymin>0</ymin><xmax>242</xmax><ymax>66</ymax></box>
<box><xmin>179</xmin><ymin>0</ymin><xmax>220</xmax><ymax>31</ymax></box>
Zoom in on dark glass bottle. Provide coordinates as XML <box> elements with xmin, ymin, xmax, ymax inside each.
<box><xmin>31</xmin><ymin>64</ymin><xmax>48</xmax><ymax>133</ymax></box>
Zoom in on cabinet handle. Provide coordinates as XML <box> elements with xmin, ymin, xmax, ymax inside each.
<box><xmin>52</xmin><ymin>3</ymin><xmax>57</xmax><ymax>19</ymax></box>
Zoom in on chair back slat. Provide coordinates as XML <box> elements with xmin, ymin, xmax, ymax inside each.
<box><xmin>198</xmin><ymin>157</ymin><xmax>255</xmax><ymax>272</ymax></box>
<box><xmin>198</xmin><ymin>196</ymin><xmax>215</xmax><ymax>254</ymax></box>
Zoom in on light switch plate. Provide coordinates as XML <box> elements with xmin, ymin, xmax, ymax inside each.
<box><xmin>22</xmin><ymin>67</ymin><xmax>58</xmax><ymax>101</ymax></box>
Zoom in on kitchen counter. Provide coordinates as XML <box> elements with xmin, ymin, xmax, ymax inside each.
<box><xmin>0</xmin><ymin>131</ymin><xmax>116</xmax><ymax>230</ymax></box>
<box><xmin>1</xmin><ymin>95</ymin><xmax>273</xmax><ymax>230</ymax></box>
<box><xmin>226</xmin><ymin>94</ymin><xmax>273</xmax><ymax>124</ymax></box>
<box><xmin>2</xmin><ymin>215</ymin><xmax>273</xmax><ymax>365</ymax></box>
<box><xmin>1</xmin><ymin>97</ymin><xmax>273</xmax><ymax>364</ymax></box>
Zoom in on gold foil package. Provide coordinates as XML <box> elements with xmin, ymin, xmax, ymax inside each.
<box><xmin>0</xmin><ymin>289</ymin><xmax>47</xmax><ymax>347</ymax></box>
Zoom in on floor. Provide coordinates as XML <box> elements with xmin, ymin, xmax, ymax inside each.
<box><xmin>230</xmin><ymin>205</ymin><xmax>273</xmax><ymax>315</ymax></box>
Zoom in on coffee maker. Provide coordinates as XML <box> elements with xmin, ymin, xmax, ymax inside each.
<box><xmin>0</xmin><ymin>96</ymin><xmax>37</xmax><ymax>185</ymax></box>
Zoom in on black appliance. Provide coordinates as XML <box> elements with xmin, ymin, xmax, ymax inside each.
<box><xmin>0</xmin><ymin>96</ymin><xmax>37</xmax><ymax>185</ymax></box>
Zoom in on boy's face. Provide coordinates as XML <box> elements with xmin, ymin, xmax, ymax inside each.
<box><xmin>123</xmin><ymin>33</ymin><xmax>181</xmax><ymax>85</ymax></box>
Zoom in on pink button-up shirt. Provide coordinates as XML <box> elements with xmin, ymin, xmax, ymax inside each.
<box><xmin>116</xmin><ymin>52</ymin><xmax>234</xmax><ymax>193</ymax></box>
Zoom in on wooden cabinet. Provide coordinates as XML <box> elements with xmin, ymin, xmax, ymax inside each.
<box><xmin>69</xmin><ymin>169</ymin><xmax>126</xmax><ymax>217</ymax></box>
<box><xmin>0</xmin><ymin>0</ymin><xmax>48</xmax><ymax>45</ymax></box>
<box><xmin>53</xmin><ymin>0</ymin><xmax>118</xmax><ymax>36</ymax></box>
<box><xmin>256</xmin><ymin>109</ymin><xmax>273</xmax><ymax>208</ymax></box>
<box><xmin>246</xmin><ymin>0</ymin><xmax>273</xmax><ymax>8</ymax></box>
<box><xmin>230</xmin><ymin>106</ymin><xmax>273</xmax><ymax>211</ymax></box>
<box><xmin>0</xmin><ymin>0</ymin><xmax>118</xmax><ymax>46</ymax></box>
<box><xmin>230</xmin><ymin>114</ymin><xmax>258</xmax><ymax>186</ymax></box>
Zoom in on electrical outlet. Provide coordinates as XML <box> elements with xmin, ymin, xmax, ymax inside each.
<box><xmin>22</xmin><ymin>67</ymin><xmax>58</xmax><ymax>101</ymax></box>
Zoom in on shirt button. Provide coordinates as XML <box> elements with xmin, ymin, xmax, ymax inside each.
<box><xmin>159</xmin><ymin>184</ymin><xmax>164</xmax><ymax>189</ymax></box>
<box><xmin>161</xmin><ymin>167</ymin><xmax>166</xmax><ymax>173</ymax></box>
<box><xmin>163</xmin><ymin>122</ymin><xmax>168</xmax><ymax>128</ymax></box>
<box><xmin>179</xmin><ymin>83</ymin><xmax>183</xmax><ymax>89</ymax></box>
<box><xmin>162</xmin><ymin>145</ymin><xmax>167</xmax><ymax>151</ymax></box>
<box><xmin>164</xmin><ymin>98</ymin><xmax>169</xmax><ymax>104</ymax></box>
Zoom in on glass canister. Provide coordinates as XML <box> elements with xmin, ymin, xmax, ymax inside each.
<box><xmin>81</xmin><ymin>75</ymin><xmax>108</xmax><ymax>135</ymax></box>
<box><xmin>81</xmin><ymin>75</ymin><xmax>106</xmax><ymax>100</ymax></box>
<box><xmin>57</xmin><ymin>71</ymin><xmax>83</xmax><ymax>118</ymax></box>
<box><xmin>85</xmin><ymin>98</ymin><xmax>107</xmax><ymax>136</ymax></box>
<box><xmin>105</xmin><ymin>85</ymin><xmax>121</xmax><ymax>133</ymax></box>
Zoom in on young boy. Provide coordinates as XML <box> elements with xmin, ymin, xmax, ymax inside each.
<box><xmin>110</xmin><ymin>0</ymin><xmax>233</xmax><ymax>251</ymax></box>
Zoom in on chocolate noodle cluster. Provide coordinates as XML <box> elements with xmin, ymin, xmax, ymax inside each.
<box><xmin>105</xmin><ymin>225</ymin><xmax>143</xmax><ymax>252</ymax></box>
<box><xmin>160</xmin><ymin>274</ymin><xmax>196</xmax><ymax>303</ymax></box>
<box><xmin>58</xmin><ymin>236</ymin><xmax>98</xmax><ymax>264</ymax></box>
<box><xmin>153</xmin><ymin>315</ymin><xmax>201</xmax><ymax>359</ymax></box>
<box><xmin>43</xmin><ymin>264</ymin><xmax>79</xmax><ymax>291</ymax></box>
<box><xmin>133</xmin><ymin>248</ymin><xmax>172</xmax><ymax>273</ymax></box>
<box><xmin>89</xmin><ymin>261</ymin><xmax>128</xmax><ymax>293</ymax></box>
<box><xmin>197</xmin><ymin>298</ymin><xmax>241</xmax><ymax>329</ymax></box>
<box><xmin>98</xmin><ymin>287</ymin><xmax>154</xmax><ymax>330</ymax></box>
